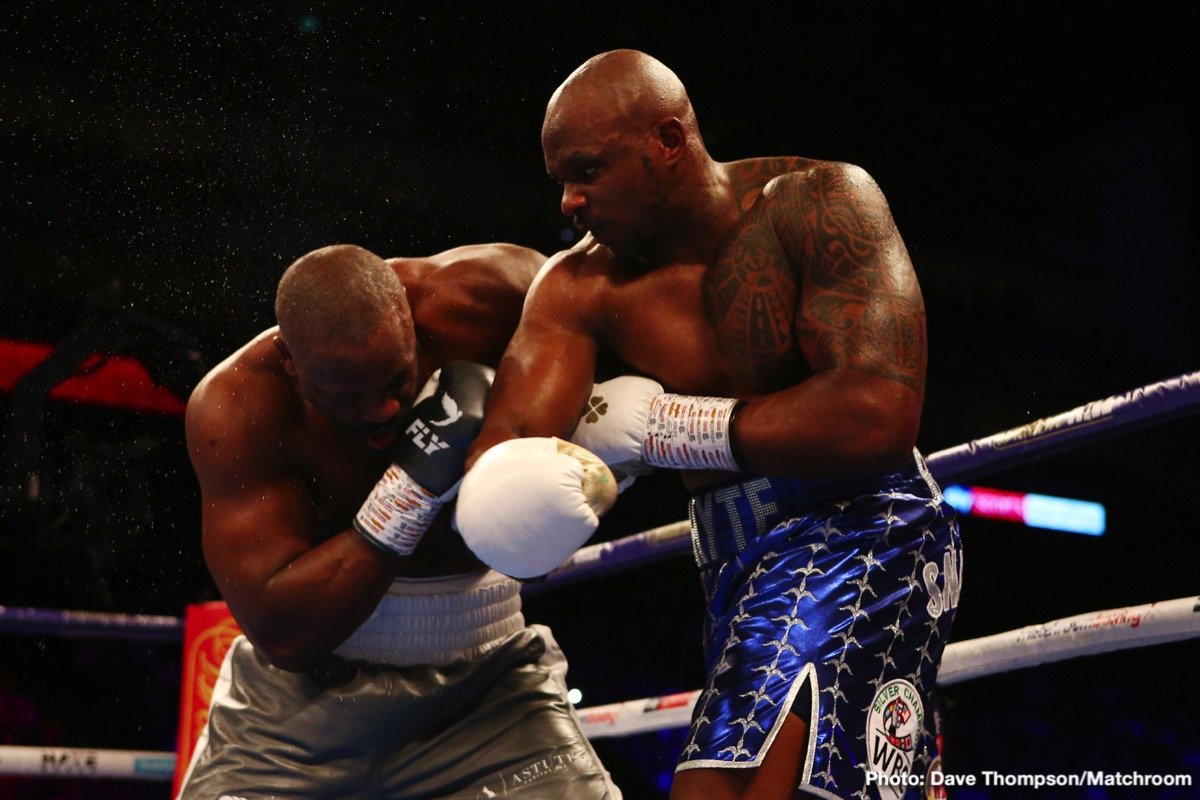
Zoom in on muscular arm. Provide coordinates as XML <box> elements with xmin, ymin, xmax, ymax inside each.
<box><xmin>185</xmin><ymin>372</ymin><xmax>399</xmax><ymax>671</ymax></box>
<box><xmin>398</xmin><ymin>243</ymin><xmax>545</xmax><ymax>371</ymax></box>
<box><xmin>724</xmin><ymin>163</ymin><xmax>926</xmax><ymax>476</ymax></box>
<box><xmin>466</xmin><ymin>252</ymin><xmax>601</xmax><ymax>464</ymax></box>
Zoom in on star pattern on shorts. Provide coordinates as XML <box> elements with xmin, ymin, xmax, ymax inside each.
<box><xmin>876</xmin><ymin>501</ymin><xmax>904</xmax><ymax>532</ymax></box>
<box><xmin>682</xmin><ymin>566</ymin><xmax>764</xmax><ymax>759</ymax></box>
<box><xmin>856</xmin><ymin>511</ymin><xmax>944</xmax><ymax>747</ymax></box>
<box><xmin>814</xmin><ymin>518</ymin><xmax>843</xmax><ymax>543</ymax></box>
<box><xmin>683</xmin><ymin>482</ymin><xmax>960</xmax><ymax>800</ymax></box>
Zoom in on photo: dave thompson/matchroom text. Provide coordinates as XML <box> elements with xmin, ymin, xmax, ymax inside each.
<box><xmin>866</xmin><ymin>769</ymin><xmax>1194</xmax><ymax>792</ymax></box>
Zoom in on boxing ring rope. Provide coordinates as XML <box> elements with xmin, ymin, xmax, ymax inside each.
<box><xmin>2</xmin><ymin>369</ymin><xmax>1199</xmax><ymax>780</ymax></box>
<box><xmin>576</xmin><ymin>594</ymin><xmax>1200</xmax><ymax>738</ymax></box>
<box><xmin>0</xmin><ymin>606</ymin><xmax>182</xmax><ymax>642</ymax></box>
<box><xmin>4</xmin><ymin>595</ymin><xmax>1198</xmax><ymax>775</ymax></box>
<box><xmin>0</xmin><ymin>746</ymin><xmax>175</xmax><ymax>782</ymax></box>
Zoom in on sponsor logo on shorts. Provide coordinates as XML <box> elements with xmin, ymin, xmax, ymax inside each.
<box><xmin>866</xmin><ymin>679</ymin><xmax>925</xmax><ymax>800</ymax></box>
<box><xmin>922</xmin><ymin>539</ymin><xmax>962</xmax><ymax>619</ymax></box>
<box><xmin>475</xmin><ymin>751</ymin><xmax>580</xmax><ymax>797</ymax></box>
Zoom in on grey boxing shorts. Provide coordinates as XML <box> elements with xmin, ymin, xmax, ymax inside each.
<box><xmin>176</xmin><ymin>571</ymin><xmax>620</xmax><ymax>799</ymax></box>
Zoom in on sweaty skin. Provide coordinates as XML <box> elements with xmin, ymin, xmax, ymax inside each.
<box><xmin>473</xmin><ymin>162</ymin><xmax>926</xmax><ymax>490</ymax></box>
<box><xmin>467</xmin><ymin>50</ymin><xmax>929</xmax><ymax>800</ymax></box>
<box><xmin>186</xmin><ymin>243</ymin><xmax>542</xmax><ymax>671</ymax></box>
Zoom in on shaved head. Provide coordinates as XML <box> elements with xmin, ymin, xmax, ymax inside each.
<box><xmin>541</xmin><ymin>51</ymin><xmax>719</xmax><ymax>260</ymax></box>
<box><xmin>275</xmin><ymin>244</ymin><xmax>409</xmax><ymax>356</ymax></box>
<box><xmin>543</xmin><ymin>49</ymin><xmax>699</xmax><ymax>144</ymax></box>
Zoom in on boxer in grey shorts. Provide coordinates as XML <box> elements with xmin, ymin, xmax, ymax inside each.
<box><xmin>184</xmin><ymin>244</ymin><xmax>621</xmax><ymax>798</ymax></box>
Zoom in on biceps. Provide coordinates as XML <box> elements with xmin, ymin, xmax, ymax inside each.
<box><xmin>791</xmin><ymin>180</ymin><xmax>927</xmax><ymax>388</ymax></box>
<box><xmin>200</xmin><ymin>477</ymin><xmax>319</xmax><ymax>597</ymax></box>
<box><xmin>796</xmin><ymin>284</ymin><xmax>926</xmax><ymax>390</ymax></box>
<box><xmin>785</xmin><ymin>171</ymin><xmax>926</xmax><ymax>387</ymax></box>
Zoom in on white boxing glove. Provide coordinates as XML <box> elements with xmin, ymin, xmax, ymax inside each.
<box><xmin>455</xmin><ymin>437</ymin><xmax>618</xmax><ymax>579</ymax></box>
<box><xmin>572</xmin><ymin>376</ymin><xmax>745</xmax><ymax>474</ymax></box>
<box><xmin>571</xmin><ymin>376</ymin><xmax>663</xmax><ymax>477</ymax></box>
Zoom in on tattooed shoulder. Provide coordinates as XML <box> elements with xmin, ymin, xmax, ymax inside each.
<box><xmin>728</xmin><ymin>157</ymin><xmax>820</xmax><ymax>211</ymax></box>
<box><xmin>764</xmin><ymin>163</ymin><xmax>927</xmax><ymax>392</ymax></box>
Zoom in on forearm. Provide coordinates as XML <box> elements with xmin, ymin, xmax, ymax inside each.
<box><xmin>468</xmin><ymin>351</ymin><xmax>596</xmax><ymax>468</ymax></box>
<box><xmin>229</xmin><ymin>532</ymin><xmax>399</xmax><ymax>671</ymax></box>
<box><xmin>468</xmin><ymin>417</ymin><xmax>529</xmax><ymax>468</ymax></box>
<box><xmin>731</xmin><ymin>370</ymin><xmax>922</xmax><ymax>478</ymax></box>
<box><xmin>579</xmin><ymin>371</ymin><xmax>921</xmax><ymax>482</ymax></box>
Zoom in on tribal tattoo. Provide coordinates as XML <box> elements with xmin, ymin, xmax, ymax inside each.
<box><xmin>707</xmin><ymin>210</ymin><xmax>802</xmax><ymax>387</ymax></box>
<box><xmin>708</xmin><ymin>162</ymin><xmax>926</xmax><ymax>392</ymax></box>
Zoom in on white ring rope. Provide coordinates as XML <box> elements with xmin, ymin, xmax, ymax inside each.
<box><xmin>0</xmin><ymin>745</ymin><xmax>174</xmax><ymax>781</ymax></box>
<box><xmin>935</xmin><ymin>595</ymin><xmax>1200</xmax><ymax>686</ymax></box>
<box><xmin>576</xmin><ymin>594</ymin><xmax>1200</xmax><ymax>739</ymax></box>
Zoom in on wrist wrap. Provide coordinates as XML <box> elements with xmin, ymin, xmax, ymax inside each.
<box><xmin>642</xmin><ymin>394</ymin><xmax>744</xmax><ymax>471</ymax></box>
<box><xmin>354</xmin><ymin>465</ymin><xmax>443</xmax><ymax>556</ymax></box>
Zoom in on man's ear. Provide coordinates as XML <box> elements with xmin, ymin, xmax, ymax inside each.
<box><xmin>654</xmin><ymin>117</ymin><xmax>686</xmax><ymax>165</ymax></box>
<box><xmin>274</xmin><ymin>335</ymin><xmax>298</xmax><ymax>377</ymax></box>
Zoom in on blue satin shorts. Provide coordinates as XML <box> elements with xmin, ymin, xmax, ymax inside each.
<box><xmin>678</xmin><ymin>451</ymin><xmax>961</xmax><ymax>800</ymax></box>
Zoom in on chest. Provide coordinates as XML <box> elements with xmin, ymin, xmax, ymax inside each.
<box><xmin>291</xmin><ymin>425</ymin><xmax>389</xmax><ymax>534</ymax></box>
<box><xmin>286</xmin><ymin>421</ymin><xmax>473</xmax><ymax>571</ymax></box>
<box><xmin>603</xmin><ymin>213</ymin><xmax>807</xmax><ymax>393</ymax></box>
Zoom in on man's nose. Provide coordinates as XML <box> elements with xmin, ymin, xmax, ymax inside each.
<box><xmin>364</xmin><ymin>395</ymin><xmax>403</xmax><ymax>425</ymax></box>
<box><xmin>560</xmin><ymin>184</ymin><xmax>586</xmax><ymax>217</ymax></box>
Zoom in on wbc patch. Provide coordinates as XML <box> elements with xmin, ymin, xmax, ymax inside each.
<box><xmin>866</xmin><ymin>679</ymin><xmax>925</xmax><ymax>800</ymax></box>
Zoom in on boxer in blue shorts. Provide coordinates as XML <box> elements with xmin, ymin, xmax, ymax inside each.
<box><xmin>458</xmin><ymin>49</ymin><xmax>961</xmax><ymax>800</ymax></box>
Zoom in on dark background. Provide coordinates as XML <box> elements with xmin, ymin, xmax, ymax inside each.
<box><xmin>2</xmin><ymin>2</ymin><xmax>1197</xmax><ymax>798</ymax></box>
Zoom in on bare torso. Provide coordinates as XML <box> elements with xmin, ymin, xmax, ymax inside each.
<box><xmin>586</xmin><ymin>159</ymin><xmax>814</xmax><ymax>487</ymax></box>
<box><xmin>590</xmin><ymin>158</ymin><xmax>816</xmax><ymax>394</ymax></box>
<box><xmin>496</xmin><ymin>157</ymin><xmax>916</xmax><ymax>491</ymax></box>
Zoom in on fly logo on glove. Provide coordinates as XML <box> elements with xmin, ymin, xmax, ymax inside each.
<box><xmin>406</xmin><ymin>418</ymin><xmax>451</xmax><ymax>455</ymax></box>
<box><xmin>353</xmin><ymin>361</ymin><xmax>494</xmax><ymax>558</ymax></box>
<box><xmin>428</xmin><ymin>393</ymin><xmax>464</xmax><ymax>427</ymax></box>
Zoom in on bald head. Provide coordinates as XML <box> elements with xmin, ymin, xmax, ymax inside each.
<box><xmin>543</xmin><ymin>49</ymin><xmax>700</xmax><ymax>143</ymax></box>
<box><xmin>275</xmin><ymin>244</ymin><xmax>409</xmax><ymax>356</ymax></box>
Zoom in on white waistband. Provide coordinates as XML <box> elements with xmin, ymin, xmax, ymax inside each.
<box><xmin>333</xmin><ymin>570</ymin><xmax>524</xmax><ymax>667</ymax></box>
